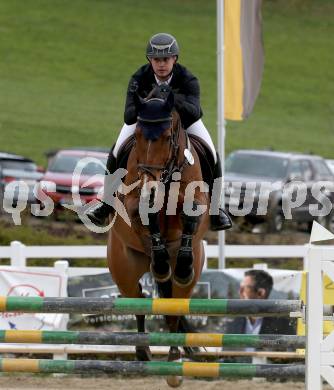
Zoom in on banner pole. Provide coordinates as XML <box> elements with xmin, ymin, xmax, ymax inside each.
<box><xmin>217</xmin><ymin>0</ymin><xmax>226</xmax><ymax>269</ymax></box>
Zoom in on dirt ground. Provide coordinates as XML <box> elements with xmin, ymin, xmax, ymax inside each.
<box><xmin>0</xmin><ymin>376</ymin><xmax>331</xmax><ymax>390</ymax></box>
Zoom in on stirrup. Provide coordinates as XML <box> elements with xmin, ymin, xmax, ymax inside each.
<box><xmin>86</xmin><ymin>202</ymin><xmax>113</xmax><ymax>226</ymax></box>
<box><xmin>210</xmin><ymin>209</ymin><xmax>232</xmax><ymax>231</ymax></box>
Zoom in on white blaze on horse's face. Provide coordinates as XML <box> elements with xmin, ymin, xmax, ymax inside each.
<box><xmin>141</xmin><ymin>174</ymin><xmax>150</xmax><ymax>199</ymax></box>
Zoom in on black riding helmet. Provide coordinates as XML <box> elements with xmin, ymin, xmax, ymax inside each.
<box><xmin>146</xmin><ymin>33</ymin><xmax>179</xmax><ymax>59</ymax></box>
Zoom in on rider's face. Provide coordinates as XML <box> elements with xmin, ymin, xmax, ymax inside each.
<box><xmin>149</xmin><ymin>56</ymin><xmax>177</xmax><ymax>81</ymax></box>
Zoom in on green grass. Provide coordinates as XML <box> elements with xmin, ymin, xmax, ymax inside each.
<box><xmin>0</xmin><ymin>0</ymin><xmax>333</xmax><ymax>166</ymax></box>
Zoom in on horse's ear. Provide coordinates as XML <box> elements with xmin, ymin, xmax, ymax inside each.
<box><xmin>165</xmin><ymin>90</ymin><xmax>174</xmax><ymax>112</ymax></box>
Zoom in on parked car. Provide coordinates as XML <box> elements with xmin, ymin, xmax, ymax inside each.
<box><xmin>224</xmin><ymin>150</ymin><xmax>334</xmax><ymax>232</ymax></box>
<box><xmin>326</xmin><ymin>159</ymin><xmax>334</xmax><ymax>175</ymax></box>
<box><xmin>0</xmin><ymin>152</ymin><xmax>43</xmax><ymax>210</ymax></box>
<box><xmin>37</xmin><ymin>148</ymin><xmax>108</xmax><ymax>216</ymax></box>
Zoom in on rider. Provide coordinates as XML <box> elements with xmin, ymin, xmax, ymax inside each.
<box><xmin>87</xmin><ymin>32</ymin><xmax>232</xmax><ymax>231</ymax></box>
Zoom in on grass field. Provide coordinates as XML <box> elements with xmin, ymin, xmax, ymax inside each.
<box><xmin>0</xmin><ymin>0</ymin><xmax>333</xmax><ymax>166</ymax></box>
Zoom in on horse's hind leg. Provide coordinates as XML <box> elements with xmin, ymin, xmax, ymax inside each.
<box><xmin>135</xmin><ymin>283</ymin><xmax>152</xmax><ymax>361</ymax></box>
<box><xmin>108</xmin><ymin>237</ymin><xmax>151</xmax><ymax>361</ymax></box>
<box><xmin>165</xmin><ymin>313</ymin><xmax>183</xmax><ymax>387</ymax></box>
<box><xmin>157</xmin><ymin>280</ymin><xmax>183</xmax><ymax>388</ymax></box>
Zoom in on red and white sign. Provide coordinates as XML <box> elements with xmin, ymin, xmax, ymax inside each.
<box><xmin>0</xmin><ymin>267</ymin><xmax>66</xmax><ymax>330</ymax></box>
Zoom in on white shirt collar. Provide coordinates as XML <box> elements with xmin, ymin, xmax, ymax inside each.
<box><xmin>154</xmin><ymin>73</ymin><xmax>173</xmax><ymax>86</ymax></box>
<box><xmin>245</xmin><ymin>317</ymin><xmax>263</xmax><ymax>335</ymax></box>
<box><xmin>244</xmin><ymin>317</ymin><xmax>263</xmax><ymax>352</ymax></box>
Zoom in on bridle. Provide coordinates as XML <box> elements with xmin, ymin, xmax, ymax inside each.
<box><xmin>137</xmin><ymin>109</ymin><xmax>191</xmax><ymax>185</ymax></box>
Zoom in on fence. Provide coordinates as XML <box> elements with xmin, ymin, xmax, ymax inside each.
<box><xmin>0</xmin><ymin>240</ymin><xmax>326</xmax><ymax>274</ymax></box>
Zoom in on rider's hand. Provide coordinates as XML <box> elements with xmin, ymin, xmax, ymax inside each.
<box><xmin>174</xmin><ymin>93</ymin><xmax>185</xmax><ymax>110</ymax></box>
<box><xmin>157</xmin><ymin>83</ymin><xmax>171</xmax><ymax>99</ymax></box>
<box><xmin>159</xmin><ymin>83</ymin><xmax>171</xmax><ymax>94</ymax></box>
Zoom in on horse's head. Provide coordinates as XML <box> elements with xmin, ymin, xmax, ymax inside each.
<box><xmin>135</xmin><ymin>91</ymin><xmax>181</xmax><ymax>185</ymax></box>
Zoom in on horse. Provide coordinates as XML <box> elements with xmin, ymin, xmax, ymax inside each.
<box><xmin>107</xmin><ymin>90</ymin><xmax>211</xmax><ymax>386</ymax></box>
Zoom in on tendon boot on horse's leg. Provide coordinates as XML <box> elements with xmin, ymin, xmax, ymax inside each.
<box><xmin>210</xmin><ymin>152</ymin><xmax>232</xmax><ymax>231</ymax></box>
<box><xmin>148</xmin><ymin>210</ymin><xmax>171</xmax><ymax>282</ymax></box>
<box><xmin>135</xmin><ymin>283</ymin><xmax>152</xmax><ymax>361</ymax></box>
<box><xmin>86</xmin><ymin>146</ymin><xmax>117</xmax><ymax>226</ymax></box>
<box><xmin>173</xmin><ymin>205</ymin><xmax>199</xmax><ymax>287</ymax></box>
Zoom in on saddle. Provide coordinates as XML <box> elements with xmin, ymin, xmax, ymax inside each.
<box><xmin>116</xmin><ymin>136</ymin><xmax>136</xmax><ymax>170</ymax></box>
<box><xmin>188</xmin><ymin>134</ymin><xmax>215</xmax><ymax>191</ymax></box>
<box><xmin>116</xmin><ymin>134</ymin><xmax>215</xmax><ymax>193</ymax></box>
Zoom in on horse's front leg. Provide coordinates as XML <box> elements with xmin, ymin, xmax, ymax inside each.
<box><xmin>173</xmin><ymin>203</ymin><xmax>200</xmax><ymax>287</ymax></box>
<box><xmin>148</xmin><ymin>210</ymin><xmax>171</xmax><ymax>282</ymax></box>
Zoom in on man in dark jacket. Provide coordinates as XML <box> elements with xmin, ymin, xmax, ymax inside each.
<box><xmin>222</xmin><ymin>269</ymin><xmax>297</xmax><ymax>363</ymax></box>
<box><xmin>225</xmin><ymin>269</ymin><xmax>297</xmax><ymax>335</ymax></box>
<box><xmin>87</xmin><ymin>33</ymin><xmax>232</xmax><ymax>231</ymax></box>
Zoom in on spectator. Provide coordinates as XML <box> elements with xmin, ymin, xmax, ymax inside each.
<box><xmin>224</xmin><ymin>269</ymin><xmax>296</xmax><ymax>335</ymax></box>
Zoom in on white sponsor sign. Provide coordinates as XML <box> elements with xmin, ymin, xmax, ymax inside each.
<box><xmin>0</xmin><ymin>267</ymin><xmax>67</xmax><ymax>330</ymax></box>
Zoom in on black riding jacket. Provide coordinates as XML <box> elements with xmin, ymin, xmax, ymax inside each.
<box><xmin>124</xmin><ymin>63</ymin><xmax>203</xmax><ymax>129</ymax></box>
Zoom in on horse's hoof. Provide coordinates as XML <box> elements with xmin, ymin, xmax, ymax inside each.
<box><xmin>166</xmin><ymin>375</ymin><xmax>183</xmax><ymax>388</ymax></box>
<box><xmin>172</xmin><ymin>268</ymin><xmax>195</xmax><ymax>288</ymax></box>
<box><xmin>135</xmin><ymin>346</ymin><xmax>152</xmax><ymax>361</ymax></box>
<box><xmin>150</xmin><ymin>262</ymin><xmax>172</xmax><ymax>283</ymax></box>
<box><xmin>167</xmin><ymin>347</ymin><xmax>183</xmax><ymax>387</ymax></box>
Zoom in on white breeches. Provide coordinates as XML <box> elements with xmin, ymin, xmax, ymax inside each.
<box><xmin>113</xmin><ymin>119</ymin><xmax>217</xmax><ymax>163</ymax></box>
<box><xmin>113</xmin><ymin>123</ymin><xmax>137</xmax><ymax>157</ymax></box>
<box><xmin>186</xmin><ymin>119</ymin><xmax>217</xmax><ymax>163</ymax></box>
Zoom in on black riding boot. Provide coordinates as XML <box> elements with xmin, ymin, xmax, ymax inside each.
<box><xmin>210</xmin><ymin>152</ymin><xmax>232</xmax><ymax>231</ymax></box>
<box><xmin>86</xmin><ymin>146</ymin><xmax>116</xmax><ymax>226</ymax></box>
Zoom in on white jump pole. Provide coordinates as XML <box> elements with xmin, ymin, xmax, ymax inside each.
<box><xmin>217</xmin><ymin>0</ymin><xmax>226</xmax><ymax>269</ymax></box>
<box><xmin>306</xmin><ymin>245</ymin><xmax>323</xmax><ymax>390</ymax></box>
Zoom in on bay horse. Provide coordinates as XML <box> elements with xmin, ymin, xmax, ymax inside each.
<box><xmin>107</xmin><ymin>90</ymin><xmax>210</xmax><ymax>386</ymax></box>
